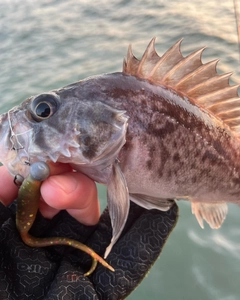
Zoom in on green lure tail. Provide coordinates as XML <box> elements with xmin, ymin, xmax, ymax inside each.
<box><xmin>16</xmin><ymin>162</ymin><xmax>114</xmax><ymax>276</ymax></box>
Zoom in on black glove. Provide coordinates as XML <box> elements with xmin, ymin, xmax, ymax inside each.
<box><xmin>0</xmin><ymin>200</ymin><xmax>178</xmax><ymax>300</ymax></box>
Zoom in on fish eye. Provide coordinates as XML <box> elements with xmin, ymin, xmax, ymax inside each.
<box><xmin>30</xmin><ymin>94</ymin><xmax>59</xmax><ymax>122</ymax></box>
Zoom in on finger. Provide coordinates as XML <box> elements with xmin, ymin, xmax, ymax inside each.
<box><xmin>0</xmin><ymin>166</ymin><xmax>18</xmax><ymax>206</ymax></box>
<box><xmin>48</xmin><ymin>162</ymin><xmax>73</xmax><ymax>175</ymax></box>
<box><xmin>38</xmin><ymin>199</ymin><xmax>61</xmax><ymax>219</ymax></box>
<box><xmin>40</xmin><ymin>172</ymin><xmax>100</xmax><ymax>226</ymax></box>
<box><xmin>0</xmin><ymin>162</ymin><xmax>72</xmax><ymax>207</ymax></box>
<box><xmin>38</xmin><ymin>162</ymin><xmax>73</xmax><ymax>218</ymax></box>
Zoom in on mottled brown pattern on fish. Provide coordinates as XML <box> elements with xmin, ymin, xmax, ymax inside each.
<box><xmin>88</xmin><ymin>73</ymin><xmax>240</xmax><ymax>203</ymax></box>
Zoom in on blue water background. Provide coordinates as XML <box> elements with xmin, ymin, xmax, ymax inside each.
<box><xmin>0</xmin><ymin>0</ymin><xmax>240</xmax><ymax>299</ymax></box>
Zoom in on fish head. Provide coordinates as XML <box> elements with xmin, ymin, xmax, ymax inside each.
<box><xmin>0</xmin><ymin>81</ymin><xmax>128</xmax><ymax>180</ymax></box>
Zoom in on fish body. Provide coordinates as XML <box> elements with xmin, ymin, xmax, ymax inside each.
<box><xmin>1</xmin><ymin>38</ymin><xmax>240</xmax><ymax>256</ymax></box>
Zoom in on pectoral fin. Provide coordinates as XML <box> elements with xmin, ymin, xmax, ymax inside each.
<box><xmin>104</xmin><ymin>160</ymin><xmax>129</xmax><ymax>258</ymax></box>
<box><xmin>191</xmin><ymin>202</ymin><xmax>228</xmax><ymax>229</ymax></box>
<box><xmin>130</xmin><ymin>193</ymin><xmax>174</xmax><ymax>211</ymax></box>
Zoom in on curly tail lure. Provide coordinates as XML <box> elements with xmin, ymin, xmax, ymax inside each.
<box><xmin>16</xmin><ymin>162</ymin><xmax>114</xmax><ymax>276</ymax></box>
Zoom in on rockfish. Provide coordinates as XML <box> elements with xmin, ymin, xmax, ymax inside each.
<box><xmin>1</xmin><ymin>38</ymin><xmax>240</xmax><ymax>257</ymax></box>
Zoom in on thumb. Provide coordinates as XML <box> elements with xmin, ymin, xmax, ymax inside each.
<box><xmin>40</xmin><ymin>171</ymin><xmax>100</xmax><ymax>226</ymax></box>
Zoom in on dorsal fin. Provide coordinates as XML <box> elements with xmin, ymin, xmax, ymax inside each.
<box><xmin>123</xmin><ymin>38</ymin><xmax>240</xmax><ymax>136</ymax></box>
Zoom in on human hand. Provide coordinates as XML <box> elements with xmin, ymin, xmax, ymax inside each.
<box><xmin>0</xmin><ymin>164</ymin><xmax>178</xmax><ymax>300</ymax></box>
<box><xmin>0</xmin><ymin>162</ymin><xmax>100</xmax><ymax>225</ymax></box>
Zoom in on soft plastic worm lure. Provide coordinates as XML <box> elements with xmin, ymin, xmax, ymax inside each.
<box><xmin>16</xmin><ymin>161</ymin><xmax>114</xmax><ymax>276</ymax></box>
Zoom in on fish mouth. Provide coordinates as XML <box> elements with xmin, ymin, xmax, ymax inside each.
<box><xmin>0</xmin><ymin>109</ymin><xmax>33</xmax><ymax>178</ymax></box>
<box><xmin>0</xmin><ymin>112</ymin><xmax>12</xmax><ymax>163</ymax></box>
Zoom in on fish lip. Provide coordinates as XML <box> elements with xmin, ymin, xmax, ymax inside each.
<box><xmin>0</xmin><ymin>112</ymin><xmax>11</xmax><ymax>155</ymax></box>
<box><xmin>0</xmin><ymin>108</ymin><xmax>34</xmax><ymax>178</ymax></box>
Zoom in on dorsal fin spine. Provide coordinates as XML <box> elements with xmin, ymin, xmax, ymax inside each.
<box><xmin>137</xmin><ymin>38</ymin><xmax>157</xmax><ymax>75</ymax></box>
<box><xmin>162</xmin><ymin>47</ymin><xmax>205</xmax><ymax>84</ymax></box>
<box><xmin>208</xmin><ymin>97</ymin><xmax>240</xmax><ymax>113</ymax></box>
<box><xmin>175</xmin><ymin>59</ymin><xmax>219</xmax><ymax>91</ymax></box>
<box><xmin>187</xmin><ymin>72</ymin><xmax>233</xmax><ymax>96</ymax></box>
<box><xmin>149</xmin><ymin>39</ymin><xmax>183</xmax><ymax>79</ymax></box>
<box><xmin>197</xmin><ymin>85</ymin><xmax>239</xmax><ymax>105</ymax></box>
